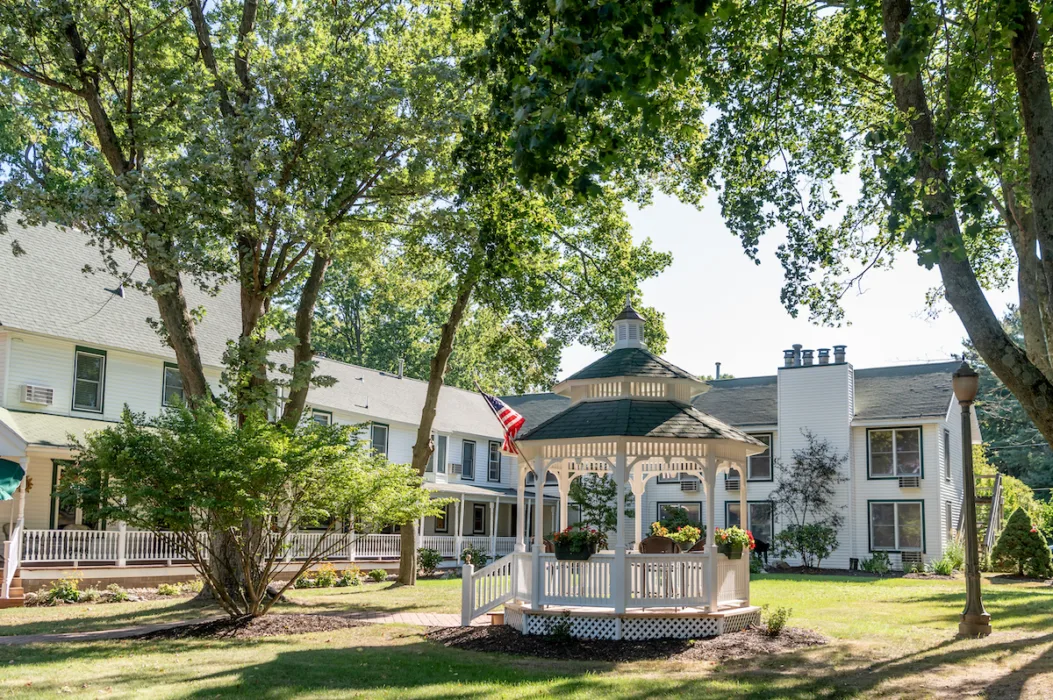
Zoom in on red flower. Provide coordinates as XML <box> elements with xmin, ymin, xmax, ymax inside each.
<box><xmin>1030</xmin><ymin>527</ymin><xmax>1039</xmax><ymax>534</ymax></box>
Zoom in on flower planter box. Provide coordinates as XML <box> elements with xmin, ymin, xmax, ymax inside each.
<box><xmin>554</xmin><ymin>542</ymin><xmax>595</xmax><ymax>561</ymax></box>
<box><xmin>718</xmin><ymin>543</ymin><xmax>744</xmax><ymax>560</ymax></box>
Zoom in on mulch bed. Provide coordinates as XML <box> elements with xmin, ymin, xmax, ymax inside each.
<box><xmin>426</xmin><ymin>624</ymin><xmax>826</xmax><ymax>663</ymax></box>
<box><xmin>136</xmin><ymin>614</ymin><xmax>364</xmax><ymax>640</ymax></box>
<box><xmin>769</xmin><ymin>566</ymin><xmax>889</xmax><ymax>578</ymax></box>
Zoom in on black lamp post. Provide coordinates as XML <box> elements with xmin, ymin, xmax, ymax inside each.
<box><xmin>952</xmin><ymin>361</ymin><xmax>992</xmax><ymax>637</ymax></box>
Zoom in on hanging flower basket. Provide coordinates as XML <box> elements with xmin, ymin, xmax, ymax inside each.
<box><xmin>668</xmin><ymin>525</ymin><xmax>702</xmax><ymax>553</ymax></box>
<box><xmin>714</xmin><ymin>526</ymin><xmax>756</xmax><ymax>560</ymax></box>
<box><xmin>551</xmin><ymin>526</ymin><xmax>605</xmax><ymax>561</ymax></box>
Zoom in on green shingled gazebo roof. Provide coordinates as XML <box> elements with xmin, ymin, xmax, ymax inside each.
<box><xmin>517</xmin><ymin>398</ymin><xmax>763</xmax><ymax>444</ymax></box>
<box><xmin>562</xmin><ymin>347</ymin><xmax>699</xmax><ymax>382</ymax></box>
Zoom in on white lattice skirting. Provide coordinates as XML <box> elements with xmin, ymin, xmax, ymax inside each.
<box><xmin>506</xmin><ymin>606</ymin><xmax>761</xmax><ymax>640</ymax></box>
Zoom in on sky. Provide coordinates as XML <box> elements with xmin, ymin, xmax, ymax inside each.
<box><xmin>557</xmin><ymin>192</ymin><xmax>1017</xmax><ymax>381</ymax></box>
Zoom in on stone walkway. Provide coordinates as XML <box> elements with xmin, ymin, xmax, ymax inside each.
<box><xmin>0</xmin><ymin>611</ymin><xmax>482</xmax><ymax>647</ymax></box>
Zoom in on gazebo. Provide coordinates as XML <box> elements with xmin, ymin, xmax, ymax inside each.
<box><xmin>461</xmin><ymin>302</ymin><xmax>766</xmax><ymax>639</ymax></box>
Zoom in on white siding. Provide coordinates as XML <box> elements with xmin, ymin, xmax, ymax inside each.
<box><xmin>0</xmin><ymin>332</ymin><xmax>8</xmax><ymax>408</ymax></box>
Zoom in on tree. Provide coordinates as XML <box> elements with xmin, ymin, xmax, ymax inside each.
<box><xmin>463</xmin><ymin>0</ymin><xmax>1053</xmax><ymax>464</ymax></box>
<box><xmin>969</xmin><ymin>309</ymin><xmax>1053</xmax><ymax>489</ymax></box>
<box><xmin>62</xmin><ymin>404</ymin><xmax>440</xmax><ymax>617</ymax></box>
<box><xmin>991</xmin><ymin>507</ymin><xmax>1053</xmax><ymax>578</ymax></box>
<box><xmin>568</xmin><ymin>474</ymin><xmax>634</xmax><ymax>534</ymax></box>
<box><xmin>770</xmin><ymin>431</ymin><xmax>848</xmax><ymax>569</ymax></box>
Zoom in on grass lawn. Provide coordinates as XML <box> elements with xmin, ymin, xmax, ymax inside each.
<box><xmin>1</xmin><ymin>573</ymin><xmax>1051</xmax><ymax>698</ymax></box>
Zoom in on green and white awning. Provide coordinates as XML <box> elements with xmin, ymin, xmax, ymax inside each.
<box><xmin>0</xmin><ymin>459</ymin><xmax>24</xmax><ymax>501</ymax></box>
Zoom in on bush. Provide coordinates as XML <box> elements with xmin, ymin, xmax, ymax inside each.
<box><xmin>992</xmin><ymin>508</ymin><xmax>1053</xmax><ymax>578</ymax></box>
<box><xmin>314</xmin><ymin>562</ymin><xmax>339</xmax><ymax>588</ymax></box>
<box><xmin>929</xmin><ymin>557</ymin><xmax>953</xmax><ymax>576</ymax></box>
<box><xmin>943</xmin><ymin>539</ymin><xmax>965</xmax><ymax>571</ymax></box>
<box><xmin>367</xmin><ymin>569</ymin><xmax>387</xmax><ymax>582</ymax></box>
<box><xmin>763</xmin><ymin>605</ymin><xmax>792</xmax><ymax>637</ymax></box>
<box><xmin>418</xmin><ymin>547</ymin><xmax>443</xmax><ymax>576</ymax></box>
<box><xmin>460</xmin><ymin>544</ymin><xmax>490</xmax><ymax>568</ymax></box>
<box><xmin>348</xmin><ymin>574</ymin><xmax>362</xmax><ymax>586</ymax></box>
<box><xmin>43</xmin><ymin>577</ymin><xmax>81</xmax><ymax>605</ymax></box>
<box><xmin>183</xmin><ymin>578</ymin><xmax>204</xmax><ymax>594</ymax></box>
<box><xmin>546</xmin><ymin>611</ymin><xmax>574</xmax><ymax>643</ymax></box>
<box><xmin>749</xmin><ymin>555</ymin><xmax>765</xmax><ymax>575</ymax></box>
<box><xmin>774</xmin><ymin>523</ymin><xmax>839</xmax><ymax>569</ymax></box>
<box><xmin>157</xmin><ymin>582</ymin><xmax>182</xmax><ymax>596</ymax></box>
<box><xmin>904</xmin><ymin>559</ymin><xmax>925</xmax><ymax>575</ymax></box>
<box><xmin>860</xmin><ymin>551</ymin><xmax>891</xmax><ymax>575</ymax></box>
<box><xmin>105</xmin><ymin>583</ymin><xmax>130</xmax><ymax>602</ymax></box>
<box><xmin>293</xmin><ymin>575</ymin><xmax>314</xmax><ymax>589</ymax></box>
<box><xmin>79</xmin><ymin>588</ymin><xmax>101</xmax><ymax>603</ymax></box>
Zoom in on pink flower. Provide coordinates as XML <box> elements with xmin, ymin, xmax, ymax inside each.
<box><xmin>1030</xmin><ymin>527</ymin><xmax>1039</xmax><ymax>534</ymax></box>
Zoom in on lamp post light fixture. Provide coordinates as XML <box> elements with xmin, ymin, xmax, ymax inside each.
<box><xmin>952</xmin><ymin>360</ymin><xmax>992</xmax><ymax>637</ymax></box>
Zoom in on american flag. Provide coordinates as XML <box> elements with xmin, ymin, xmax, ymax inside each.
<box><xmin>480</xmin><ymin>390</ymin><xmax>526</xmax><ymax>454</ymax></box>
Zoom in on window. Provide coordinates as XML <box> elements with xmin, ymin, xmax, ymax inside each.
<box><xmin>73</xmin><ymin>347</ymin><xmax>106</xmax><ymax>413</ymax></box>
<box><xmin>945</xmin><ymin>501</ymin><xmax>955</xmax><ymax>537</ymax></box>
<box><xmin>462</xmin><ymin>440</ymin><xmax>475</xmax><ymax>480</ymax></box>
<box><xmin>726</xmin><ymin>501</ymin><xmax>775</xmax><ymax>545</ymax></box>
<box><xmin>567</xmin><ymin>503</ymin><xmax>583</xmax><ymax>528</ymax></box>
<box><xmin>311</xmin><ymin>410</ymin><xmax>332</xmax><ymax>426</ymax></box>
<box><xmin>657</xmin><ymin>471</ymin><xmax>682</xmax><ymax>484</ymax></box>
<box><xmin>943</xmin><ymin>429</ymin><xmax>951</xmax><ymax>481</ymax></box>
<box><xmin>748</xmin><ymin>434</ymin><xmax>773</xmax><ymax>481</ymax></box>
<box><xmin>436</xmin><ymin>435</ymin><xmax>447</xmax><ymax>474</ymax></box>
<box><xmin>488</xmin><ymin>441</ymin><xmax>502</xmax><ymax>482</ymax></box>
<box><xmin>868</xmin><ymin>428</ymin><xmax>922</xmax><ymax>478</ymax></box>
<box><xmin>161</xmin><ymin>363</ymin><xmax>184</xmax><ymax>407</ymax></box>
<box><xmin>370</xmin><ymin>423</ymin><xmax>389</xmax><ymax>457</ymax></box>
<box><xmin>434</xmin><ymin>504</ymin><xmax>449</xmax><ymax>533</ymax></box>
<box><xmin>657</xmin><ymin>502</ymin><xmax>702</xmax><ymax>525</ymax></box>
<box><xmin>473</xmin><ymin>504</ymin><xmax>487</xmax><ymax>534</ymax></box>
<box><xmin>869</xmin><ymin>501</ymin><xmax>924</xmax><ymax>551</ymax></box>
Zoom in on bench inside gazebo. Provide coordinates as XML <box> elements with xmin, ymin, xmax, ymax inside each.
<box><xmin>460</xmin><ymin>302</ymin><xmax>765</xmax><ymax>640</ymax></box>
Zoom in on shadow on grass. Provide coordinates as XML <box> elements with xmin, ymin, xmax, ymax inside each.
<box><xmin>907</xmin><ymin>587</ymin><xmax>1053</xmax><ymax>632</ymax></box>
<box><xmin>0</xmin><ymin>599</ymin><xmax>217</xmax><ymax>637</ymax></box>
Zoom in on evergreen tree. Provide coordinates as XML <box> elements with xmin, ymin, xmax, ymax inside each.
<box><xmin>992</xmin><ymin>508</ymin><xmax>1053</xmax><ymax>579</ymax></box>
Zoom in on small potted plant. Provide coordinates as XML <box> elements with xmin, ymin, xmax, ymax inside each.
<box><xmin>650</xmin><ymin>522</ymin><xmax>670</xmax><ymax>538</ymax></box>
<box><xmin>551</xmin><ymin>526</ymin><xmax>607</xmax><ymax>560</ymax></box>
<box><xmin>668</xmin><ymin>525</ymin><xmax>703</xmax><ymax>553</ymax></box>
<box><xmin>714</xmin><ymin>526</ymin><xmax>755</xmax><ymax>559</ymax></box>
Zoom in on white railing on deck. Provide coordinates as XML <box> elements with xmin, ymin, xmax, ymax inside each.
<box><xmin>461</xmin><ymin>536</ymin><xmax>490</xmax><ymax>553</ymax></box>
<box><xmin>461</xmin><ymin>553</ymin><xmax>522</xmax><ymax>624</ymax></box>
<box><xmin>495</xmin><ymin>537</ymin><xmax>516</xmax><ymax>557</ymax></box>
<box><xmin>124</xmin><ymin>531</ymin><xmax>194</xmax><ymax>562</ymax></box>
<box><xmin>539</xmin><ymin>554</ymin><xmax>613</xmax><ymax>606</ymax></box>
<box><xmin>22</xmin><ymin>529</ymin><xmax>119</xmax><ymax>564</ymax></box>
<box><xmin>420</xmin><ymin>535</ymin><xmax>456</xmax><ymax>557</ymax></box>
<box><xmin>629</xmin><ymin>552</ymin><xmax>709</xmax><ymax>607</ymax></box>
<box><xmin>355</xmin><ymin>533</ymin><xmax>401</xmax><ymax>559</ymax></box>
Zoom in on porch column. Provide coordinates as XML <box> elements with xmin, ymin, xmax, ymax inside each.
<box><xmin>557</xmin><ymin>466</ymin><xmax>570</xmax><ymax>533</ymax></box>
<box><xmin>455</xmin><ymin>495</ymin><xmax>464</xmax><ymax>560</ymax></box>
<box><xmin>488</xmin><ymin>499</ymin><xmax>496</xmax><ymax>559</ymax></box>
<box><xmin>116</xmin><ymin>521</ymin><xmax>127</xmax><ymax>567</ymax></box>
<box><xmin>613</xmin><ymin>451</ymin><xmax>627</xmax><ymax>614</ymax></box>
<box><xmin>739</xmin><ymin>461</ymin><xmax>750</xmax><ymax>605</ymax></box>
<box><xmin>16</xmin><ymin>458</ymin><xmax>27</xmax><ymax>524</ymax></box>
<box><xmin>705</xmin><ymin>452</ymin><xmax>718</xmax><ymax>612</ymax></box>
<box><xmin>515</xmin><ymin>463</ymin><xmax>527</xmax><ymax>552</ymax></box>
<box><xmin>531</xmin><ymin>457</ymin><xmax>548</xmax><ymax>609</ymax></box>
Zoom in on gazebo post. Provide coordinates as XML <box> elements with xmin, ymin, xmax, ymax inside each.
<box><xmin>515</xmin><ymin>463</ymin><xmax>527</xmax><ymax>553</ymax></box>
<box><xmin>530</xmin><ymin>457</ymin><xmax>548</xmax><ymax>609</ymax></box>
<box><xmin>705</xmin><ymin>451</ymin><xmax>719</xmax><ymax>612</ymax></box>
<box><xmin>613</xmin><ymin>451</ymin><xmax>628</xmax><ymax>615</ymax></box>
<box><xmin>557</xmin><ymin>466</ymin><xmax>570</xmax><ymax>534</ymax></box>
<box><xmin>632</xmin><ymin>478</ymin><xmax>645</xmax><ymax>553</ymax></box>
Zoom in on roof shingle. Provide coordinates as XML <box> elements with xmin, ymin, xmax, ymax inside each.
<box><xmin>564</xmin><ymin>347</ymin><xmax>699</xmax><ymax>382</ymax></box>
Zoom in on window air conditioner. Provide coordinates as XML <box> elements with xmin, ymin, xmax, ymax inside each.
<box><xmin>898</xmin><ymin>476</ymin><xmax>921</xmax><ymax>488</ymax></box>
<box><xmin>680</xmin><ymin>480</ymin><xmax>699</xmax><ymax>492</ymax></box>
<box><xmin>22</xmin><ymin>384</ymin><xmax>55</xmax><ymax>406</ymax></box>
<box><xmin>725</xmin><ymin>476</ymin><xmax>741</xmax><ymax>491</ymax></box>
<box><xmin>451</xmin><ymin>462</ymin><xmax>463</xmax><ymax>475</ymax></box>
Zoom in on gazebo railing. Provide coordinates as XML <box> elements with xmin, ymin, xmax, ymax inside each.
<box><xmin>540</xmin><ymin>554</ymin><xmax>614</xmax><ymax>606</ymax></box>
<box><xmin>629</xmin><ymin>553</ymin><xmax>709</xmax><ymax>607</ymax></box>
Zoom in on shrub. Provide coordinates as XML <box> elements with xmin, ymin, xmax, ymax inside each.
<box><xmin>763</xmin><ymin>605</ymin><xmax>792</xmax><ymax>637</ymax></box>
<box><xmin>43</xmin><ymin>577</ymin><xmax>81</xmax><ymax>605</ymax></box>
<box><xmin>105</xmin><ymin>583</ymin><xmax>131</xmax><ymax>603</ymax></box>
<box><xmin>546</xmin><ymin>611</ymin><xmax>574</xmax><ymax>643</ymax></box>
<box><xmin>943</xmin><ymin>539</ymin><xmax>965</xmax><ymax>571</ymax></box>
<box><xmin>418</xmin><ymin>547</ymin><xmax>443</xmax><ymax>576</ymax></box>
<box><xmin>314</xmin><ymin>562</ymin><xmax>339</xmax><ymax>588</ymax></box>
<box><xmin>860</xmin><ymin>551</ymin><xmax>891</xmax><ymax>575</ymax></box>
<box><xmin>904</xmin><ymin>559</ymin><xmax>925</xmax><ymax>574</ymax></box>
<box><xmin>342</xmin><ymin>566</ymin><xmax>362</xmax><ymax>580</ymax></box>
<box><xmin>367</xmin><ymin>569</ymin><xmax>387</xmax><ymax>582</ymax></box>
<box><xmin>459</xmin><ymin>544</ymin><xmax>490</xmax><ymax>568</ymax></box>
<box><xmin>749</xmin><ymin>555</ymin><xmax>765</xmax><ymax>575</ymax></box>
<box><xmin>348</xmin><ymin>574</ymin><xmax>362</xmax><ymax>586</ymax></box>
<box><xmin>992</xmin><ymin>508</ymin><xmax>1053</xmax><ymax>578</ymax></box>
<box><xmin>156</xmin><ymin>582</ymin><xmax>181</xmax><ymax>596</ymax></box>
<box><xmin>929</xmin><ymin>557</ymin><xmax>954</xmax><ymax>576</ymax></box>
<box><xmin>293</xmin><ymin>575</ymin><xmax>314</xmax><ymax>589</ymax></box>
<box><xmin>774</xmin><ymin>523</ymin><xmax>838</xmax><ymax>569</ymax></box>
<box><xmin>183</xmin><ymin>578</ymin><xmax>204</xmax><ymax>594</ymax></box>
<box><xmin>79</xmin><ymin>588</ymin><xmax>101</xmax><ymax>603</ymax></box>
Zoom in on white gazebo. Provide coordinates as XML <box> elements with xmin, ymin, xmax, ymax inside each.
<box><xmin>461</xmin><ymin>302</ymin><xmax>766</xmax><ymax>639</ymax></box>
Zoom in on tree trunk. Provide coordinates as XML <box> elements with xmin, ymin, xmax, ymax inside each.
<box><xmin>283</xmin><ymin>252</ymin><xmax>331</xmax><ymax>426</ymax></box>
<box><xmin>1008</xmin><ymin>1</ymin><xmax>1053</xmax><ymax>333</ymax></box>
<box><xmin>146</xmin><ymin>262</ymin><xmax>210</xmax><ymax>401</ymax></box>
<box><xmin>397</xmin><ymin>271</ymin><xmax>479</xmax><ymax>585</ymax></box>
<box><xmin>881</xmin><ymin>0</ymin><xmax>1053</xmax><ymax>446</ymax></box>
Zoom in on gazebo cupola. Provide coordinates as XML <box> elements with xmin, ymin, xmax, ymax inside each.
<box><xmin>550</xmin><ymin>300</ymin><xmax>709</xmax><ymax>404</ymax></box>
